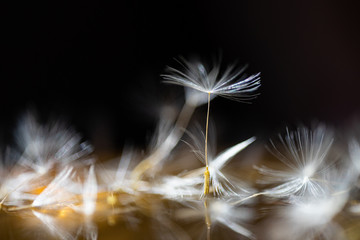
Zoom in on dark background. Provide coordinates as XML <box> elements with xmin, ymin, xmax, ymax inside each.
<box><xmin>2</xmin><ymin>0</ymin><xmax>360</xmax><ymax>153</ymax></box>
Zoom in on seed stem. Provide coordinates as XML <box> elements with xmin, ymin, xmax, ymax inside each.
<box><xmin>204</xmin><ymin>92</ymin><xmax>211</xmax><ymax>195</ymax></box>
<box><xmin>205</xmin><ymin>92</ymin><xmax>211</xmax><ymax>167</ymax></box>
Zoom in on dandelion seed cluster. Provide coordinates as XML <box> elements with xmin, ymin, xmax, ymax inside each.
<box><xmin>1</xmin><ymin>57</ymin><xmax>360</xmax><ymax>240</ymax></box>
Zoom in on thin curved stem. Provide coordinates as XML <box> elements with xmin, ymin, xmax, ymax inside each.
<box><xmin>203</xmin><ymin>93</ymin><xmax>211</xmax><ymax>195</ymax></box>
<box><xmin>205</xmin><ymin>92</ymin><xmax>211</xmax><ymax>167</ymax></box>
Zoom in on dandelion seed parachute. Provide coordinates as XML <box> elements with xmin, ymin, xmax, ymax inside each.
<box><xmin>256</xmin><ymin>125</ymin><xmax>337</xmax><ymax>199</ymax></box>
<box><xmin>16</xmin><ymin>114</ymin><xmax>93</xmax><ymax>175</ymax></box>
<box><xmin>162</xmin><ymin>57</ymin><xmax>261</xmax><ymax>102</ymax></box>
<box><xmin>162</xmin><ymin>56</ymin><xmax>260</xmax><ymax>198</ymax></box>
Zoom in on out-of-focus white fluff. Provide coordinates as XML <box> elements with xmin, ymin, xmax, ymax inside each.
<box><xmin>256</xmin><ymin>125</ymin><xmax>336</xmax><ymax>198</ymax></box>
<box><xmin>82</xmin><ymin>165</ymin><xmax>97</xmax><ymax>216</ymax></box>
<box><xmin>32</xmin><ymin>167</ymin><xmax>77</xmax><ymax>209</ymax></box>
<box><xmin>349</xmin><ymin>139</ymin><xmax>360</xmax><ymax>174</ymax></box>
<box><xmin>16</xmin><ymin>114</ymin><xmax>93</xmax><ymax>175</ymax></box>
<box><xmin>152</xmin><ymin>176</ymin><xmax>203</xmax><ymax>199</ymax></box>
<box><xmin>98</xmin><ymin>149</ymin><xmax>136</xmax><ymax>194</ymax></box>
<box><xmin>0</xmin><ymin>154</ymin><xmax>37</xmax><ymax>206</ymax></box>
<box><xmin>265</xmin><ymin>165</ymin><xmax>355</xmax><ymax>240</ymax></box>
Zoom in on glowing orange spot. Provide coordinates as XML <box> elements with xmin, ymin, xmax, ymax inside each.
<box><xmin>31</xmin><ymin>186</ymin><xmax>47</xmax><ymax>195</ymax></box>
<box><xmin>58</xmin><ymin>208</ymin><xmax>72</xmax><ymax>218</ymax></box>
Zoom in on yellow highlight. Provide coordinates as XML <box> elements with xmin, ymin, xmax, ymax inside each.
<box><xmin>204</xmin><ymin>167</ymin><xmax>210</xmax><ymax>195</ymax></box>
<box><xmin>107</xmin><ymin>194</ymin><xmax>117</xmax><ymax>206</ymax></box>
<box><xmin>58</xmin><ymin>208</ymin><xmax>72</xmax><ymax>218</ymax></box>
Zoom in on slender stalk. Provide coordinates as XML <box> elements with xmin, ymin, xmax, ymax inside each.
<box><xmin>203</xmin><ymin>92</ymin><xmax>211</xmax><ymax>195</ymax></box>
<box><xmin>205</xmin><ymin>92</ymin><xmax>211</xmax><ymax>167</ymax></box>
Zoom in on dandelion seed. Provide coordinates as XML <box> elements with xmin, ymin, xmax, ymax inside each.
<box><xmin>16</xmin><ymin>114</ymin><xmax>93</xmax><ymax>175</ymax></box>
<box><xmin>163</xmin><ymin>57</ymin><xmax>260</xmax><ymax>196</ymax></box>
<box><xmin>256</xmin><ymin>125</ymin><xmax>336</xmax><ymax>198</ymax></box>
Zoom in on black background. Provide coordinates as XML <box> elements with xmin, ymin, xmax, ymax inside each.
<box><xmin>2</xmin><ymin>0</ymin><xmax>360</xmax><ymax>152</ymax></box>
